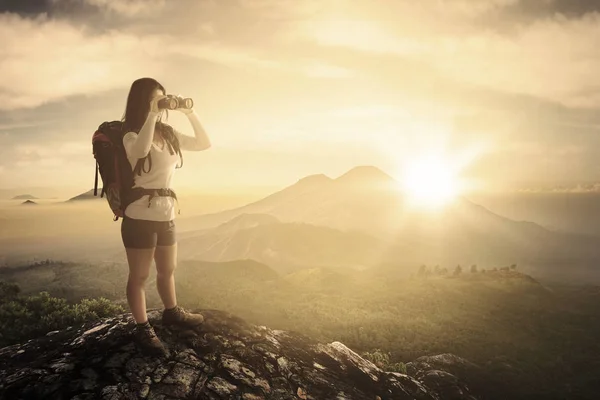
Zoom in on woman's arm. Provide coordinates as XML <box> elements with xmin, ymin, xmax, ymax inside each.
<box><xmin>122</xmin><ymin>94</ymin><xmax>166</xmax><ymax>158</ymax></box>
<box><xmin>174</xmin><ymin>110</ymin><xmax>211</xmax><ymax>151</ymax></box>
<box><xmin>123</xmin><ymin>111</ymin><xmax>160</xmax><ymax>159</ymax></box>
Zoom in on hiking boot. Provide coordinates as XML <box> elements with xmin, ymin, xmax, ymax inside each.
<box><xmin>133</xmin><ymin>323</ymin><xmax>168</xmax><ymax>357</ymax></box>
<box><xmin>162</xmin><ymin>305</ymin><xmax>204</xmax><ymax>328</ymax></box>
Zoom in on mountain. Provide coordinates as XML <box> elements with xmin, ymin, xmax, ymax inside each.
<box><xmin>176</xmin><ymin>218</ymin><xmax>385</xmax><ymax>274</ymax></box>
<box><xmin>177</xmin><ymin>166</ymin><xmax>401</xmax><ymax>234</ymax></box>
<box><xmin>12</xmin><ymin>194</ymin><xmax>38</xmax><ymax>200</ymax></box>
<box><xmin>471</xmin><ymin>191</ymin><xmax>600</xmax><ymax>237</ymax></box>
<box><xmin>172</xmin><ymin>166</ymin><xmax>600</xmax><ymax>282</ymax></box>
<box><xmin>67</xmin><ymin>189</ymin><xmax>102</xmax><ymax>201</ymax></box>
<box><xmin>180</xmin><ymin>165</ymin><xmax>498</xmax><ymax>237</ymax></box>
<box><xmin>177</xmin><ymin>173</ymin><xmax>336</xmax><ymax>231</ymax></box>
<box><xmin>334</xmin><ymin>165</ymin><xmax>396</xmax><ymax>187</ymax></box>
<box><xmin>27</xmin><ymin>166</ymin><xmax>600</xmax><ymax>282</ymax></box>
<box><xmin>1</xmin><ymin>257</ymin><xmax>597</xmax><ymax>399</ymax></box>
<box><xmin>0</xmin><ymin>308</ymin><xmax>493</xmax><ymax>400</ymax></box>
<box><xmin>20</xmin><ymin>200</ymin><xmax>37</xmax><ymax>206</ymax></box>
<box><xmin>0</xmin><ymin>187</ymin><xmax>70</xmax><ymax>200</ymax></box>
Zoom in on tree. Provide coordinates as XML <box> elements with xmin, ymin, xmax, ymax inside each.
<box><xmin>0</xmin><ymin>281</ymin><xmax>20</xmax><ymax>302</ymax></box>
<box><xmin>510</xmin><ymin>264</ymin><xmax>517</xmax><ymax>270</ymax></box>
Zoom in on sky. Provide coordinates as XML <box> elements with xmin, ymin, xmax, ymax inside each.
<box><xmin>1</xmin><ymin>0</ymin><xmax>600</xmax><ymax>195</ymax></box>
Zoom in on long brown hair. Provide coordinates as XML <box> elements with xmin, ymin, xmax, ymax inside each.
<box><xmin>121</xmin><ymin>77</ymin><xmax>183</xmax><ymax>175</ymax></box>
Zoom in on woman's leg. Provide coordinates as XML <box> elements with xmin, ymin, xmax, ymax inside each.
<box><xmin>155</xmin><ymin>218</ymin><xmax>202</xmax><ymax>326</ymax></box>
<box><xmin>154</xmin><ymin>242</ymin><xmax>178</xmax><ymax>309</ymax></box>
<box><xmin>125</xmin><ymin>247</ymin><xmax>155</xmax><ymax>323</ymax></box>
<box><xmin>122</xmin><ymin>217</ymin><xmax>157</xmax><ymax>324</ymax></box>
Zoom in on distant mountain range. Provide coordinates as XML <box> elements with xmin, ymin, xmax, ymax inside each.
<box><xmin>177</xmin><ymin>165</ymin><xmax>546</xmax><ymax>238</ymax></box>
<box><xmin>176</xmin><ymin>213</ymin><xmax>385</xmax><ymax>274</ymax></box>
<box><xmin>20</xmin><ymin>166</ymin><xmax>600</xmax><ymax>283</ymax></box>
<box><xmin>170</xmin><ymin>166</ymin><xmax>600</xmax><ymax>276</ymax></box>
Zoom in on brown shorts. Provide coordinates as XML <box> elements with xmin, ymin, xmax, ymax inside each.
<box><xmin>121</xmin><ymin>216</ymin><xmax>176</xmax><ymax>249</ymax></box>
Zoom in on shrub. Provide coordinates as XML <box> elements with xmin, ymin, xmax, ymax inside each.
<box><xmin>362</xmin><ymin>348</ymin><xmax>407</xmax><ymax>373</ymax></box>
<box><xmin>0</xmin><ymin>282</ymin><xmax>124</xmax><ymax>348</ymax></box>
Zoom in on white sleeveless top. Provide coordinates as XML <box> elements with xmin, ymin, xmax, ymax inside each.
<box><xmin>120</xmin><ymin>110</ymin><xmax>210</xmax><ymax>222</ymax></box>
<box><xmin>123</xmin><ymin>134</ymin><xmax>181</xmax><ymax>221</ymax></box>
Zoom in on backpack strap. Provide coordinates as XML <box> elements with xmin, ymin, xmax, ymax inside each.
<box><xmin>93</xmin><ymin>161</ymin><xmax>99</xmax><ymax>196</ymax></box>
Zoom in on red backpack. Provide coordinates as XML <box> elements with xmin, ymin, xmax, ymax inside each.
<box><xmin>92</xmin><ymin>121</ymin><xmax>136</xmax><ymax>221</ymax></box>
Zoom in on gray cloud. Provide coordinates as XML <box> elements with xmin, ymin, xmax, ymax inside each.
<box><xmin>505</xmin><ymin>0</ymin><xmax>600</xmax><ymax>19</ymax></box>
<box><xmin>0</xmin><ymin>0</ymin><xmax>51</xmax><ymax>15</ymax></box>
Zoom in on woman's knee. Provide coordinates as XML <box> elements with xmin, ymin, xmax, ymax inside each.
<box><xmin>156</xmin><ymin>268</ymin><xmax>175</xmax><ymax>280</ymax></box>
<box><xmin>124</xmin><ymin>246</ymin><xmax>155</xmax><ymax>285</ymax></box>
<box><xmin>154</xmin><ymin>243</ymin><xmax>177</xmax><ymax>278</ymax></box>
<box><xmin>128</xmin><ymin>272</ymin><xmax>150</xmax><ymax>285</ymax></box>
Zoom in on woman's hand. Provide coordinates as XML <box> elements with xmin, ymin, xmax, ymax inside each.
<box><xmin>150</xmin><ymin>94</ymin><xmax>168</xmax><ymax>114</ymax></box>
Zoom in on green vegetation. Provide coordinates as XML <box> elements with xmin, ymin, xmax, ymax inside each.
<box><xmin>361</xmin><ymin>348</ymin><xmax>407</xmax><ymax>373</ymax></box>
<box><xmin>0</xmin><ymin>281</ymin><xmax>124</xmax><ymax>348</ymax></box>
<box><xmin>1</xmin><ymin>260</ymin><xmax>599</xmax><ymax>399</ymax></box>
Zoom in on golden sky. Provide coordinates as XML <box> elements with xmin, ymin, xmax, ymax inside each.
<box><xmin>1</xmin><ymin>0</ymin><xmax>600</xmax><ymax>194</ymax></box>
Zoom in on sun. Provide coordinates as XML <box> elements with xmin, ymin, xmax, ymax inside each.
<box><xmin>400</xmin><ymin>156</ymin><xmax>462</xmax><ymax>209</ymax></box>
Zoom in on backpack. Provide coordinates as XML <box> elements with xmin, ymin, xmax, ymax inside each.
<box><xmin>92</xmin><ymin>121</ymin><xmax>135</xmax><ymax>221</ymax></box>
<box><xmin>92</xmin><ymin>121</ymin><xmax>181</xmax><ymax>221</ymax></box>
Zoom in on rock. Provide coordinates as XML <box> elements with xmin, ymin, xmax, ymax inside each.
<box><xmin>406</xmin><ymin>354</ymin><xmax>497</xmax><ymax>399</ymax></box>
<box><xmin>0</xmin><ymin>308</ymin><xmax>486</xmax><ymax>400</ymax></box>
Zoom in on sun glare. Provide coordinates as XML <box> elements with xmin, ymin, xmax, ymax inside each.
<box><xmin>401</xmin><ymin>156</ymin><xmax>462</xmax><ymax>209</ymax></box>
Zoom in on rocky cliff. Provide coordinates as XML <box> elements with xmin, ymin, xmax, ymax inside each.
<box><xmin>0</xmin><ymin>308</ymin><xmax>487</xmax><ymax>400</ymax></box>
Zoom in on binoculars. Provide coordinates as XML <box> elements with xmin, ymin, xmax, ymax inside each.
<box><xmin>158</xmin><ymin>95</ymin><xmax>194</xmax><ymax>110</ymax></box>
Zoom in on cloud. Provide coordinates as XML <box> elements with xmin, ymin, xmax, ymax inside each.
<box><xmin>0</xmin><ymin>10</ymin><xmax>356</xmax><ymax>111</ymax></box>
<box><xmin>200</xmin><ymin>22</ymin><xmax>216</xmax><ymax>35</ymax></box>
<box><xmin>78</xmin><ymin>0</ymin><xmax>166</xmax><ymax>16</ymax></box>
<box><xmin>0</xmin><ymin>1</ymin><xmax>363</xmax><ymax>114</ymax></box>
<box><xmin>12</xmin><ymin>141</ymin><xmax>88</xmax><ymax>163</ymax></box>
<box><xmin>517</xmin><ymin>183</ymin><xmax>600</xmax><ymax>193</ymax></box>
<box><xmin>294</xmin><ymin>3</ymin><xmax>600</xmax><ymax>107</ymax></box>
<box><xmin>300</xmin><ymin>61</ymin><xmax>355</xmax><ymax>78</ymax></box>
<box><xmin>0</xmin><ymin>12</ymin><xmax>166</xmax><ymax>110</ymax></box>
<box><xmin>236</xmin><ymin>0</ymin><xmax>328</xmax><ymax>20</ymax></box>
<box><xmin>2</xmin><ymin>0</ymin><xmax>600</xmax><ymax>190</ymax></box>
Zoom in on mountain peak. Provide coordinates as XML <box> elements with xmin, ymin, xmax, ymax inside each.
<box><xmin>296</xmin><ymin>173</ymin><xmax>332</xmax><ymax>185</ymax></box>
<box><xmin>67</xmin><ymin>189</ymin><xmax>102</xmax><ymax>202</ymax></box>
<box><xmin>335</xmin><ymin>166</ymin><xmax>396</xmax><ymax>184</ymax></box>
<box><xmin>0</xmin><ymin>309</ymin><xmax>484</xmax><ymax>399</ymax></box>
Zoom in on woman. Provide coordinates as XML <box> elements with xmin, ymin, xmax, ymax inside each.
<box><xmin>120</xmin><ymin>77</ymin><xmax>211</xmax><ymax>356</ymax></box>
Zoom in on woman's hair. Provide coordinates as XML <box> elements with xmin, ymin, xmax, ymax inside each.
<box><xmin>122</xmin><ymin>77</ymin><xmax>183</xmax><ymax>174</ymax></box>
<box><xmin>122</xmin><ymin>77</ymin><xmax>166</xmax><ymax>131</ymax></box>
